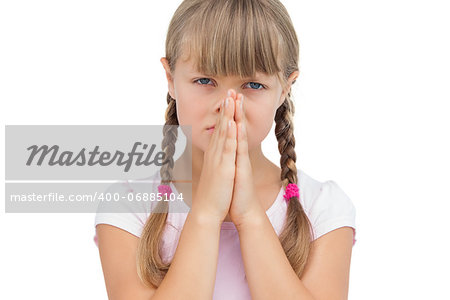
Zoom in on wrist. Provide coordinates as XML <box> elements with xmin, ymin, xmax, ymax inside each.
<box><xmin>234</xmin><ymin>208</ymin><xmax>267</xmax><ymax>232</ymax></box>
<box><xmin>189</xmin><ymin>208</ymin><xmax>223</xmax><ymax>227</ymax></box>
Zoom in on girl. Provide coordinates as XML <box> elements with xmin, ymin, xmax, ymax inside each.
<box><xmin>94</xmin><ymin>0</ymin><xmax>357</xmax><ymax>299</ymax></box>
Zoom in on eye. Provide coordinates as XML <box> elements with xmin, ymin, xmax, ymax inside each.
<box><xmin>193</xmin><ymin>78</ymin><xmax>266</xmax><ymax>90</ymax></box>
<box><xmin>194</xmin><ymin>78</ymin><xmax>214</xmax><ymax>86</ymax></box>
<box><xmin>244</xmin><ymin>82</ymin><xmax>266</xmax><ymax>90</ymax></box>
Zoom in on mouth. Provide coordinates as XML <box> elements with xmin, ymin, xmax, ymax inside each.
<box><xmin>206</xmin><ymin>126</ymin><xmax>215</xmax><ymax>133</ymax></box>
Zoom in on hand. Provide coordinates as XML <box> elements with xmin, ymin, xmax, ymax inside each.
<box><xmin>227</xmin><ymin>90</ymin><xmax>264</xmax><ymax>227</ymax></box>
<box><xmin>191</xmin><ymin>96</ymin><xmax>237</xmax><ymax>223</ymax></box>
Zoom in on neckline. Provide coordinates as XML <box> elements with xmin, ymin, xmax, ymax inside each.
<box><xmin>167</xmin><ymin>180</ymin><xmax>284</xmax><ymax>230</ymax></box>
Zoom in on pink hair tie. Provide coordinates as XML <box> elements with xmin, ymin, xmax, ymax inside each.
<box><xmin>283</xmin><ymin>183</ymin><xmax>299</xmax><ymax>202</ymax></box>
<box><xmin>158</xmin><ymin>184</ymin><xmax>173</xmax><ymax>197</ymax></box>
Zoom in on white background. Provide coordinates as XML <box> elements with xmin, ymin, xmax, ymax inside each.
<box><xmin>1</xmin><ymin>0</ymin><xmax>449</xmax><ymax>299</ymax></box>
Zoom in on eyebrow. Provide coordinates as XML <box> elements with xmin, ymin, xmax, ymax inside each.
<box><xmin>189</xmin><ymin>71</ymin><xmax>269</xmax><ymax>81</ymax></box>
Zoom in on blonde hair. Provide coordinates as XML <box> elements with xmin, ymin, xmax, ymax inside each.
<box><xmin>137</xmin><ymin>0</ymin><xmax>313</xmax><ymax>288</ymax></box>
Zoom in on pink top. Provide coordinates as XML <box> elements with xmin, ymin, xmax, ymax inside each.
<box><xmin>94</xmin><ymin>169</ymin><xmax>356</xmax><ymax>300</ymax></box>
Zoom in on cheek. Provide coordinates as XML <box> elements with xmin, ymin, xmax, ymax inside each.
<box><xmin>176</xmin><ymin>99</ymin><xmax>211</xmax><ymax>151</ymax></box>
<box><xmin>245</xmin><ymin>105</ymin><xmax>275</xmax><ymax>149</ymax></box>
<box><xmin>176</xmin><ymin>100</ymin><xmax>204</xmax><ymax>127</ymax></box>
<box><xmin>173</xmin><ymin>84</ymin><xmax>206</xmax><ymax>126</ymax></box>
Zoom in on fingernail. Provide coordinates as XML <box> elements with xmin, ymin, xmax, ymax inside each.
<box><xmin>227</xmin><ymin>90</ymin><xmax>232</xmax><ymax>97</ymax></box>
<box><xmin>226</xmin><ymin>98</ymin><xmax>229</xmax><ymax>107</ymax></box>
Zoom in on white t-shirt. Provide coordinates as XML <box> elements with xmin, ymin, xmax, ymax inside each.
<box><xmin>93</xmin><ymin>168</ymin><xmax>356</xmax><ymax>299</ymax></box>
<box><xmin>94</xmin><ymin>168</ymin><xmax>357</xmax><ymax>246</ymax></box>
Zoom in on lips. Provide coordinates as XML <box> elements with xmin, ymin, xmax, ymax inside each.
<box><xmin>206</xmin><ymin>126</ymin><xmax>215</xmax><ymax>134</ymax></box>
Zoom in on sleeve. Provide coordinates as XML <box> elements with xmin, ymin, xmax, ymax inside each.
<box><xmin>93</xmin><ymin>180</ymin><xmax>151</xmax><ymax>247</ymax></box>
<box><xmin>308</xmin><ymin>180</ymin><xmax>357</xmax><ymax>246</ymax></box>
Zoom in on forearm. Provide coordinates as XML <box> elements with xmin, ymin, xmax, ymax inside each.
<box><xmin>236</xmin><ymin>209</ymin><xmax>315</xmax><ymax>300</ymax></box>
<box><xmin>152</xmin><ymin>210</ymin><xmax>221</xmax><ymax>300</ymax></box>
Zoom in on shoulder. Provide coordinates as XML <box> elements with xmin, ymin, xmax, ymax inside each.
<box><xmin>298</xmin><ymin>169</ymin><xmax>357</xmax><ymax>245</ymax></box>
<box><xmin>93</xmin><ymin>172</ymin><xmax>160</xmax><ymax>241</ymax></box>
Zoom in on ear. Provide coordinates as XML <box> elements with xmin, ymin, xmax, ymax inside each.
<box><xmin>160</xmin><ymin>57</ymin><xmax>176</xmax><ymax>99</ymax></box>
<box><xmin>278</xmin><ymin>70</ymin><xmax>299</xmax><ymax>107</ymax></box>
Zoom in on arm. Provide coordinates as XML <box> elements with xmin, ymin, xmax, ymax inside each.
<box><xmin>97</xmin><ymin>224</ymin><xmax>157</xmax><ymax>300</ymax></box>
<box><xmin>236</xmin><ymin>209</ymin><xmax>353</xmax><ymax>300</ymax></box>
<box><xmin>97</xmin><ymin>210</ymin><xmax>222</xmax><ymax>300</ymax></box>
<box><xmin>151</xmin><ymin>210</ymin><xmax>222</xmax><ymax>300</ymax></box>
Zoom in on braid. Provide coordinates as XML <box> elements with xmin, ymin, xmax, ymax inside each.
<box><xmin>136</xmin><ymin>93</ymin><xmax>179</xmax><ymax>288</ymax></box>
<box><xmin>275</xmin><ymin>91</ymin><xmax>314</xmax><ymax>277</ymax></box>
<box><xmin>275</xmin><ymin>91</ymin><xmax>297</xmax><ymax>185</ymax></box>
<box><xmin>159</xmin><ymin>93</ymin><xmax>179</xmax><ymax>185</ymax></box>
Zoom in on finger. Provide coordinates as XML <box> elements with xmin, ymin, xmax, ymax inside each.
<box><xmin>223</xmin><ymin>118</ymin><xmax>237</xmax><ymax>165</ymax></box>
<box><xmin>208</xmin><ymin>98</ymin><xmax>225</xmax><ymax>155</ymax></box>
<box><xmin>215</xmin><ymin>96</ymin><xmax>234</xmax><ymax>155</ymax></box>
<box><xmin>234</xmin><ymin>93</ymin><xmax>244</xmax><ymax>124</ymax></box>
<box><xmin>228</xmin><ymin>89</ymin><xmax>237</xmax><ymax>101</ymax></box>
<box><xmin>236</xmin><ymin>113</ymin><xmax>249</xmax><ymax>162</ymax></box>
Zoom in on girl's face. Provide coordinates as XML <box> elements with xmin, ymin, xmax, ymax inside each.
<box><xmin>161</xmin><ymin>56</ymin><xmax>297</xmax><ymax>153</ymax></box>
